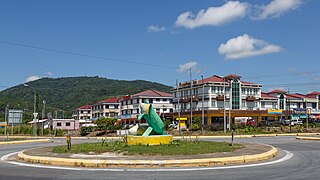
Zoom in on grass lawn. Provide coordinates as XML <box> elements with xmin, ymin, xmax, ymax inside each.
<box><xmin>52</xmin><ymin>140</ymin><xmax>243</xmax><ymax>156</ymax></box>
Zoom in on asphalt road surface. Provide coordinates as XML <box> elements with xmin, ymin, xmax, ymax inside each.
<box><xmin>0</xmin><ymin>136</ymin><xmax>319</xmax><ymax>180</ymax></box>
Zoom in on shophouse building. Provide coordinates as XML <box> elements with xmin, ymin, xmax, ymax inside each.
<box><xmin>72</xmin><ymin>105</ymin><xmax>92</xmax><ymax>120</ymax></box>
<box><xmin>91</xmin><ymin>97</ymin><xmax>120</xmax><ymax>119</ymax></box>
<box><xmin>168</xmin><ymin>74</ymin><xmax>292</xmax><ymax>128</ymax></box>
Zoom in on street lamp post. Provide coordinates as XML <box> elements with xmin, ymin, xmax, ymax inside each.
<box><xmin>190</xmin><ymin>68</ymin><xmax>193</xmax><ymax>133</ymax></box>
<box><xmin>24</xmin><ymin>84</ymin><xmax>37</xmax><ymax>136</ymax></box>
<box><xmin>223</xmin><ymin>77</ymin><xmax>227</xmax><ymax>133</ymax></box>
<box><xmin>176</xmin><ymin>79</ymin><xmax>181</xmax><ymax>135</ymax></box>
<box><xmin>4</xmin><ymin>104</ymin><xmax>8</xmax><ymax>136</ymax></box>
<box><xmin>201</xmin><ymin>75</ymin><xmax>204</xmax><ymax>133</ymax></box>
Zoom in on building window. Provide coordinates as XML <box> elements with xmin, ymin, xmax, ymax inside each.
<box><xmin>231</xmin><ymin>79</ymin><xmax>240</xmax><ymax>109</ymax></box>
<box><xmin>261</xmin><ymin>102</ymin><xmax>265</xmax><ymax>108</ymax></box>
<box><xmin>57</xmin><ymin>122</ymin><xmax>61</xmax><ymax>127</ymax></box>
<box><xmin>242</xmin><ymin>101</ymin><xmax>246</xmax><ymax>108</ymax></box>
<box><xmin>212</xmin><ymin>100</ymin><xmax>216</xmax><ymax>108</ymax></box>
<box><xmin>156</xmin><ymin>99</ymin><xmax>160</xmax><ymax>102</ymax></box>
<box><xmin>66</xmin><ymin>122</ymin><xmax>71</xmax><ymax>126</ymax></box>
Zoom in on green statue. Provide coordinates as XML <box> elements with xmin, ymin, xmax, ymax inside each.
<box><xmin>138</xmin><ymin>103</ymin><xmax>166</xmax><ymax>136</ymax></box>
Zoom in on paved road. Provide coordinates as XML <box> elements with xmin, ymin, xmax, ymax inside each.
<box><xmin>0</xmin><ymin>136</ymin><xmax>320</xmax><ymax>180</ymax></box>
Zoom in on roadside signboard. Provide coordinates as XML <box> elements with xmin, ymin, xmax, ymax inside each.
<box><xmin>267</xmin><ymin>109</ymin><xmax>282</xmax><ymax>115</ymax></box>
<box><xmin>8</xmin><ymin>110</ymin><xmax>23</xmax><ymax>124</ymax></box>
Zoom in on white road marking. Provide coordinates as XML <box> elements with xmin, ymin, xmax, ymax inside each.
<box><xmin>0</xmin><ymin>152</ymin><xmax>20</xmax><ymax>161</ymax></box>
<box><xmin>0</xmin><ymin>150</ymin><xmax>293</xmax><ymax>172</ymax></box>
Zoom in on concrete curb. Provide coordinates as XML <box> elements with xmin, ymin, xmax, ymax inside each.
<box><xmin>17</xmin><ymin>145</ymin><xmax>278</xmax><ymax>168</ymax></box>
<box><xmin>296</xmin><ymin>136</ymin><xmax>320</xmax><ymax>141</ymax></box>
<box><xmin>0</xmin><ymin>139</ymin><xmax>51</xmax><ymax>145</ymax></box>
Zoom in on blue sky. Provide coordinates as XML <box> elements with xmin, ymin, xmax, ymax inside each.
<box><xmin>0</xmin><ymin>0</ymin><xmax>319</xmax><ymax>94</ymax></box>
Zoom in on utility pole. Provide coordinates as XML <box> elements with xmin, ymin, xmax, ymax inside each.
<box><xmin>190</xmin><ymin>68</ymin><xmax>193</xmax><ymax>133</ymax></box>
<box><xmin>11</xmin><ymin>109</ymin><xmax>14</xmax><ymax>135</ymax></box>
<box><xmin>4</xmin><ymin>104</ymin><xmax>8</xmax><ymax>136</ymax></box>
<box><xmin>201</xmin><ymin>75</ymin><xmax>204</xmax><ymax>133</ymax></box>
<box><xmin>24</xmin><ymin>84</ymin><xmax>37</xmax><ymax>136</ymax></box>
<box><xmin>42</xmin><ymin>101</ymin><xmax>46</xmax><ymax>136</ymax></box>
<box><xmin>176</xmin><ymin>79</ymin><xmax>181</xmax><ymax>135</ymax></box>
<box><xmin>287</xmin><ymin>88</ymin><xmax>291</xmax><ymax>133</ymax></box>
<box><xmin>223</xmin><ymin>77</ymin><xmax>226</xmax><ymax>133</ymax></box>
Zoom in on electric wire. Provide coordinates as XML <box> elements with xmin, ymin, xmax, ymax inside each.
<box><xmin>0</xmin><ymin>40</ymin><xmax>177</xmax><ymax>70</ymax></box>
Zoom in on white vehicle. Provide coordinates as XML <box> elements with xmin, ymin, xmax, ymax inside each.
<box><xmin>291</xmin><ymin>119</ymin><xmax>303</xmax><ymax>125</ymax></box>
<box><xmin>234</xmin><ymin>117</ymin><xmax>256</xmax><ymax>126</ymax></box>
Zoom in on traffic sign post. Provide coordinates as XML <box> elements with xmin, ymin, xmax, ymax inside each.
<box><xmin>33</xmin><ymin>113</ymin><xmax>38</xmax><ymax>136</ymax></box>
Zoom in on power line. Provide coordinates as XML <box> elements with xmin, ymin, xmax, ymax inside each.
<box><xmin>243</xmin><ymin>70</ymin><xmax>320</xmax><ymax>80</ymax></box>
<box><xmin>263</xmin><ymin>81</ymin><xmax>320</xmax><ymax>87</ymax></box>
<box><xmin>0</xmin><ymin>40</ymin><xmax>177</xmax><ymax>70</ymax></box>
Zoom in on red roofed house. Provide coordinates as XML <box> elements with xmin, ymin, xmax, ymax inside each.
<box><xmin>91</xmin><ymin>97</ymin><xmax>120</xmax><ymax>119</ymax></box>
<box><xmin>120</xmin><ymin>90</ymin><xmax>173</xmax><ymax>124</ymax></box>
<box><xmin>72</xmin><ymin>105</ymin><xmax>92</xmax><ymax>120</ymax></box>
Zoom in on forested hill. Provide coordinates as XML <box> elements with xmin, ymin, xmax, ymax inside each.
<box><xmin>0</xmin><ymin>76</ymin><xmax>172</xmax><ymax>116</ymax></box>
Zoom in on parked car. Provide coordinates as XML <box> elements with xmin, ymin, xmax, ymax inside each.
<box><xmin>259</xmin><ymin>120</ymin><xmax>282</xmax><ymax>127</ymax></box>
<box><xmin>279</xmin><ymin>119</ymin><xmax>291</xmax><ymax>125</ymax></box>
<box><xmin>291</xmin><ymin>119</ymin><xmax>303</xmax><ymax>125</ymax></box>
<box><xmin>234</xmin><ymin>117</ymin><xmax>256</xmax><ymax>126</ymax></box>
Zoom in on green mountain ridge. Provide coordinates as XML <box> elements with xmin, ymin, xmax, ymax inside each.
<box><xmin>0</xmin><ymin>76</ymin><xmax>172</xmax><ymax>119</ymax></box>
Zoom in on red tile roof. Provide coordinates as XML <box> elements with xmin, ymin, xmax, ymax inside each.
<box><xmin>267</xmin><ymin>89</ymin><xmax>286</xmax><ymax>94</ymax></box>
<box><xmin>132</xmin><ymin>90</ymin><xmax>172</xmax><ymax>97</ymax></box>
<box><xmin>121</xmin><ymin>95</ymin><xmax>131</xmax><ymax>101</ymax></box>
<box><xmin>101</xmin><ymin>97</ymin><xmax>119</xmax><ymax>103</ymax></box>
<box><xmin>261</xmin><ymin>92</ymin><xmax>277</xmax><ymax>99</ymax></box>
<box><xmin>201</xmin><ymin>75</ymin><xmax>225</xmax><ymax>83</ymax></box>
<box><xmin>224</xmin><ymin>74</ymin><xmax>241</xmax><ymax>79</ymax></box>
<box><xmin>200</xmin><ymin>75</ymin><xmax>255</xmax><ymax>85</ymax></box>
<box><xmin>284</xmin><ymin>93</ymin><xmax>306</xmax><ymax>100</ymax></box>
<box><xmin>78</xmin><ymin>105</ymin><xmax>91</xmax><ymax>110</ymax></box>
<box><xmin>93</xmin><ymin>97</ymin><xmax>120</xmax><ymax>105</ymax></box>
<box><xmin>307</xmin><ymin>92</ymin><xmax>320</xmax><ymax>98</ymax></box>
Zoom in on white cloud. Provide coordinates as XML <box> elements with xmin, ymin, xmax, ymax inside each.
<box><xmin>177</xmin><ymin>61</ymin><xmax>199</xmax><ymax>73</ymax></box>
<box><xmin>175</xmin><ymin>1</ymin><xmax>248</xmax><ymax>29</ymax></box>
<box><xmin>26</xmin><ymin>75</ymin><xmax>41</xmax><ymax>82</ymax></box>
<box><xmin>253</xmin><ymin>0</ymin><xmax>302</xmax><ymax>20</ymax></box>
<box><xmin>45</xmin><ymin>71</ymin><xmax>53</xmax><ymax>77</ymax></box>
<box><xmin>314</xmin><ymin>77</ymin><xmax>320</xmax><ymax>81</ymax></box>
<box><xmin>147</xmin><ymin>25</ymin><xmax>167</xmax><ymax>33</ymax></box>
<box><xmin>218</xmin><ymin>34</ymin><xmax>282</xmax><ymax>59</ymax></box>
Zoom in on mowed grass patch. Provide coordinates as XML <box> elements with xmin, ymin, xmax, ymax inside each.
<box><xmin>52</xmin><ymin>140</ymin><xmax>243</xmax><ymax>156</ymax></box>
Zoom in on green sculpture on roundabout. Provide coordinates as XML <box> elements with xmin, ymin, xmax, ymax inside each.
<box><xmin>126</xmin><ymin>102</ymin><xmax>172</xmax><ymax>145</ymax></box>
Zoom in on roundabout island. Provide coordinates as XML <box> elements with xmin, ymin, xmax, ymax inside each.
<box><xmin>11</xmin><ymin>103</ymin><xmax>278</xmax><ymax>169</ymax></box>
<box><xmin>16</xmin><ymin>141</ymin><xmax>277</xmax><ymax>168</ymax></box>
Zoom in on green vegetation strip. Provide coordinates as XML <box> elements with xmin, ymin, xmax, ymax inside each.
<box><xmin>52</xmin><ymin>140</ymin><xmax>243</xmax><ymax>156</ymax></box>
